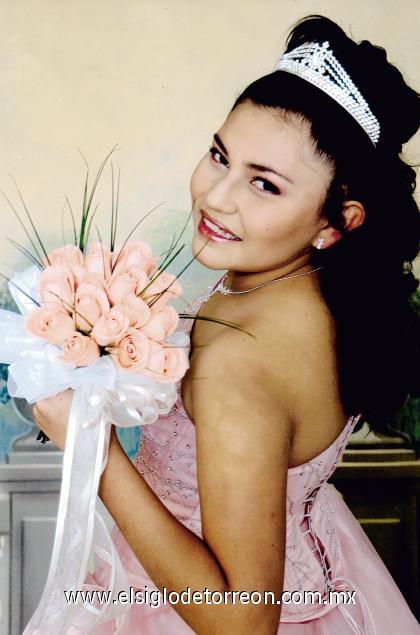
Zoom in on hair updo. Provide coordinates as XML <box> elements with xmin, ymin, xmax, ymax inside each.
<box><xmin>230</xmin><ymin>14</ymin><xmax>420</xmax><ymax>436</ymax></box>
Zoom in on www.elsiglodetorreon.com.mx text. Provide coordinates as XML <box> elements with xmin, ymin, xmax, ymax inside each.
<box><xmin>64</xmin><ymin>586</ymin><xmax>356</xmax><ymax>609</ymax></box>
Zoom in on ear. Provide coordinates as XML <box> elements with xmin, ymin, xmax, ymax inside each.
<box><xmin>312</xmin><ymin>199</ymin><xmax>366</xmax><ymax>249</ymax></box>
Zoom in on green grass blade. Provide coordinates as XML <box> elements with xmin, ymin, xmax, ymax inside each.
<box><xmin>7</xmin><ymin>174</ymin><xmax>51</xmax><ymax>266</ymax></box>
<box><xmin>61</xmin><ymin>201</ymin><xmax>66</xmax><ymax>247</ymax></box>
<box><xmin>85</xmin><ymin>144</ymin><xmax>120</xmax><ymax>217</ymax></box>
<box><xmin>0</xmin><ymin>188</ymin><xmax>46</xmax><ymax>266</ymax></box>
<box><xmin>137</xmin><ymin>243</ymin><xmax>185</xmax><ymax>302</ymax></box>
<box><xmin>78</xmin><ymin>150</ymin><xmax>90</xmax><ymax>249</ymax></box>
<box><xmin>65</xmin><ymin>196</ymin><xmax>77</xmax><ymax>246</ymax></box>
<box><xmin>82</xmin><ymin>203</ymin><xmax>99</xmax><ymax>253</ymax></box>
<box><xmin>110</xmin><ymin>162</ymin><xmax>115</xmax><ymax>251</ymax></box>
<box><xmin>6</xmin><ymin>238</ymin><xmax>44</xmax><ymax>270</ymax></box>
<box><xmin>177</xmin><ymin>313</ymin><xmax>256</xmax><ymax>339</ymax></box>
<box><xmin>146</xmin><ymin>239</ymin><xmax>209</xmax><ymax>308</ymax></box>
<box><xmin>0</xmin><ymin>271</ymin><xmax>41</xmax><ymax>306</ymax></box>
<box><xmin>113</xmin><ymin>167</ymin><xmax>120</xmax><ymax>250</ymax></box>
<box><xmin>111</xmin><ymin>200</ymin><xmax>166</xmax><ymax>273</ymax></box>
<box><xmin>45</xmin><ymin>289</ymin><xmax>94</xmax><ymax>329</ymax></box>
<box><xmin>158</xmin><ymin>230</ymin><xmax>177</xmax><ymax>258</ymax></box>
<box><xmin>95</xmin><ymin>224</ymin><xmax>107</xmax><ymax>279</ymax></box>
<box><xmin>78</xmin><ymin>145</ymin><xmax>120</xmax><ymax>251</ymax></box>
<box><xmin>157</xmin><ymin>209</ymin><xmax>193</xmax><ymax>272</ymax></box>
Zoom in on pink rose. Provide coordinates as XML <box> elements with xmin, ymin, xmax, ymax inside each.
<box><xmin>91</xmin><ymin>307</ymin><xmax>130</xmax><ymax>346</ymax></box>
<box><xmin>25</xmin><ymin>307</ymin><xmax>75</xmax><ymax>344</ymax></box>
<box><xmin>66</xmin><ymin>266</ymin><xmax>106</xmax><ymax>292</ymax></box>
<box><xmin>39</xmin><ymin>265</ymin><xmax>75</xmax><ymax>312</ymax></box>
<box><xmin>44</xmin><ymin>245</ymin><xmax>84</xmax><ymax>269</ymax></box>
<box><xmin>138</xmin><ymin>272</ymin><xmax>182</xmax><ymax>310</ymax></box>
<box><xmin>78</xmin><ymin>271</ymin><xmax>108</xmax><ymax>289</ymax></box>
<box><xmin>71</xmin><ymin>264</ymin><xmax>89</xmax><ymax>289</ymax></box>
<box><xmin>43</xmin><ymin>245</ymin><xmax>95</xmax><ymax>292</ymax></box>
<box><xmin>84</xmin><ymin>242</ymin><xmax>112</xmax><ymax>282</ymax></box>
<box><xmin>108</xmin><ymin>267</ymin><xmax>149</xmax><ymax>305</ymax></box>
<box><xmin>59</xmin><ymin>333</ymin><xmax>100</xmax><ymax>367</ymax></box>
<box><xmin>111</xmin><ymin>240</ymin><xmax>158</xmax><ymax>276</ymax></box>
<box><xmin>117</xmin><ymin>293</ymin><xmax>151</xmax><ymax>327</ymax></box>
<box><xmin>142</xmin><ymin>341</ymin><xmax>189</xmax><ymax>383</ymax></box>
<box><xmin>111</xmin><ymin>328</ymin><xmax>151</xmax><ymax>371</ymax></box>
<box><xmin>140</xmin><ymin>305</ymin><xmax>179</xmax><ymax>341</ymax></box>
<box><xmin>74</xmin><ymin>282</ymin><xmax>110</xmax><ymax>331</ymax></box>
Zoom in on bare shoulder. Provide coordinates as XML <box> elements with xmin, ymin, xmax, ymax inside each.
<box><xmin>252</xmin><ymin>285</ymin><xmax>337</xmax><ymax>345</ymax></box>
<box><xmin>189</xmin><ymin>287</ymin><xmax>340</xmax><ymax>429</ymax></box>
<box><xmin>254</xmin><ymin>289</ymin><xmax>340</xmax><ymax>418</ymax></box>
<box><xmin>189</xmin><ymin>315</ymin><xmax>290</xmax><ymax>419</ymax></box>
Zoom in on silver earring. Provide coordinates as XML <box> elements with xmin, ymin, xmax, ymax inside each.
<box><xmin>315</xmin><ymin>237</ymin><xmax>325</xmax><ymax>250</ymax></box>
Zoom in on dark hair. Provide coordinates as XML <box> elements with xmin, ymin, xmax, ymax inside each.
<box><xmin>230</xmin><ymin>15</ymin><xmax>420</xmax><ymax>435</ymax></box>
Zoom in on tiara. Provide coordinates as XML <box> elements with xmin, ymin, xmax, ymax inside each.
<box><xmin>272</xmin><ymin>40</ymin><xmax>380</xmax><ymax>146</ymax></box>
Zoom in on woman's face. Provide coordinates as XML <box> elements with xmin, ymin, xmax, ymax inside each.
<box><xmin>189</xmin><ymin>101</ymin><xmax>334</xmax><ymax>276</ymax></box>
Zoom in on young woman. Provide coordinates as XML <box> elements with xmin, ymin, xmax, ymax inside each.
<box><xmin>32</xmin><ymin>14</ymin><xmax>420</xmax><ymax>635</ymax></box>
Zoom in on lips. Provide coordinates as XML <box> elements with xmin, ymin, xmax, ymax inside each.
<box><xmin>200</xmin><ymin>210</ymin><xmax>240</xmax><ymax>239</ymax></box>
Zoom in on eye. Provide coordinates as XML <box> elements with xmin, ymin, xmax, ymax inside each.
<box><xmin>209</xmin><ymin>145</ymin><xmax>228</xmax><ymax>166</ymax></box>
<box><xmin>208</xmin><ymin>145</ymin><xmax>281</xmax><ymax>195</ymax></box>
<box><xmin>251</xmin><ymin>177</ymin><xmax>280</xmax><ymax>195</ymax></box>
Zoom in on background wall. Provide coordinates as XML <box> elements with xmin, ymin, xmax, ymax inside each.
<box><xmin>0</xmin><ymin>0</ymin><xmax>418</xmax><ymax>288</ymax></box>
<box><xmin>0</xmin><ymin>0</ymin><xmax>419</xmax><ymax>458</ymax></box>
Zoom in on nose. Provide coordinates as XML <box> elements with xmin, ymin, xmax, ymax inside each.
<box><xmin>205</xmin><ymin>171</ymin><xmax>238</xmax><ymax>216</ymax></box>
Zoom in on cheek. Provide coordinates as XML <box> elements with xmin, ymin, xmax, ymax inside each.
<box><xmin>189</xmin><ymin>157</ymin><xmax>208</xmax><ymax>201</ymax></box>
<box><xmin>246</xmin><ymin>215</ymin><xmax>292</xmax><ymax>242</ymax></box>
<box><xmin>245</xmin><ymin>215</ymin><xmax>308</xmax><ymax>257</ymax></box>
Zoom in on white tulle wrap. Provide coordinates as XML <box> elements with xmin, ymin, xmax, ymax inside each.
<box><xmin>0</xmin><ymin>265</ymin><xmax>190</xmax><ymax>634</ymax></box>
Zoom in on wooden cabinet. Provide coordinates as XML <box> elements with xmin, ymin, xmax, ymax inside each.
<box><xmin>330</xmin><ymin>436</ymin><xmax>420</xmax><ymax>620</ymax></box>
<box><xmin>0</xmin><ymin>463</ymin><xmax>62</xmax><ymax>635</ymax></box>
<box><xmin>0</xmin><ymin>459</ymin><xmax>114</xmax><ymax>635</ymax></box>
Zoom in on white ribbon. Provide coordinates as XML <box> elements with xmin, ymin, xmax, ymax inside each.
<box><xmin>0</xmin><ymin>265</ymin><xmax>189</xmax><ymax>634</ymax></box>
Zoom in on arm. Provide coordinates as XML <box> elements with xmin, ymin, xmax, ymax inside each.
<box><xmin>98</xmin><ymin>323</ymin><xmax>293</xmax><ymax>635</ymax></box>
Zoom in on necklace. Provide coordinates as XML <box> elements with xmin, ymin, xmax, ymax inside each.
<box><xmin>213</xmin><ymin>265</ymin><xmax>324</xmax><ymax>296</ymax></box>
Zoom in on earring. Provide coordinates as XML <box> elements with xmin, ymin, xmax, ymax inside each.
<box><xmin>315</xmin><ymin>237</ymin><xmax>325</xmax><ymax>250</ymax></box>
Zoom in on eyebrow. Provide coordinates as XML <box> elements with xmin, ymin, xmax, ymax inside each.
<box><xmin>213</xmin><ymin>133</ymin><xmax>295</xmax><ymax>185</ymax></box>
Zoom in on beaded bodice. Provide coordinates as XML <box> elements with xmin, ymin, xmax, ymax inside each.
<box><xmin>134</xmin><ymin>277</ymin><xmax>362</xmax><ymax>622</ymax></box>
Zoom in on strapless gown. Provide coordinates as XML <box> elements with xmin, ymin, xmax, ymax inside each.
<box><xmin>72</xmin><ymin>278</ymin><xmax>420</xmax><ymax>635</ymax></box>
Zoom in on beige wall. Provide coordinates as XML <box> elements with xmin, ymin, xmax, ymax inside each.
<box><xmin>0</xmin><ymin>0</ymin><xmax>419</xmax><ymax>295</ymax></box>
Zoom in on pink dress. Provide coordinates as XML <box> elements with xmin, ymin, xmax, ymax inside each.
<box><xmin>78</xmin><ymin>278</ymin><xmax>420</xmax><ymax>634</ymax></box>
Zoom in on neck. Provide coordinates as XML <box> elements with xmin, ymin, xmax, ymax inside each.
<box><xmin>226</xmin><ymin>260</ymin><xmax>322</xmax><ymax>294</ymax></box>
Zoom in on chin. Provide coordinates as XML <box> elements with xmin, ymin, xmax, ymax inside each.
<box><xmin>191</xmin><ymin>234</ymin><xmax>234</xmax><ymax>271</ymax></box>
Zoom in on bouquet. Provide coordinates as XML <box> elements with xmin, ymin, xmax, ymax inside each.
<box><xmin>0</xmin><ymin>147</ymin><xmax>247</xmax><ymax>634</ymax></box>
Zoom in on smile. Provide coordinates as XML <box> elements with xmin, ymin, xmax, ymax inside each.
<box><xmin>198</xmin><ymin>214</ymin><xmax>241</xmax><ymax>242</ymax></box>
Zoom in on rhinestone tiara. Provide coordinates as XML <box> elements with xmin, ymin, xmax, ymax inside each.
<box><xmin>272</xmin><ymin>40</ymin><xmax>380</xmax><ymax>146</ymax></box>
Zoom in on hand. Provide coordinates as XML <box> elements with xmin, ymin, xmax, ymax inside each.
<box><xmin>33</xmin><ymin>390</ymin><xmax>122</xmax><ymax>453</ymax></box>
<box><xmin>32</xmin><ymin>389</ymin><xmax>75</xmax><ymax>452</ymax></box>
